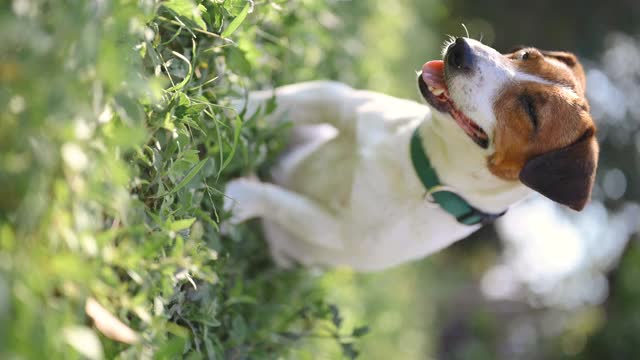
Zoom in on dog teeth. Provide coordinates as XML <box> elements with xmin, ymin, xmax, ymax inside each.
<box><xmin>427</xmin><ymin>85</ymin><xmax>445</xmax><ymax>96</ymax></box>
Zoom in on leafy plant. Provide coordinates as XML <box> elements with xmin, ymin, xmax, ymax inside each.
<box><xmin>0</xmin><ymin>0</ymin><xmax>365</xmax><ymax>358</ymax></box>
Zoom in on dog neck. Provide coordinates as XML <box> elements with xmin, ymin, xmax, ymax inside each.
<box><xmin>417</xmin><ymin>109</ymin><xmax>532</xmax><ymax>213</ymax></box>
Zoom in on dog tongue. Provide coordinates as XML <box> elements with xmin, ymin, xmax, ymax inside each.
<box><xmin>421</xmin><ymin>60</ymin><xmax>446</xmax><ymax>90</ymax></box>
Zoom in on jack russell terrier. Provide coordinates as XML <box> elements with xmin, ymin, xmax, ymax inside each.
<box><xmin>224</xmin><ymin>38</ymin><xmax>599</xmax><ymax>271</ymax></box>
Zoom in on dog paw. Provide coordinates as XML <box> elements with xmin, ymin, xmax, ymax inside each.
<box><xmin>223</xmin><ymin>178</ymin><xmax>264</xmax><ymax>224</ymax></box>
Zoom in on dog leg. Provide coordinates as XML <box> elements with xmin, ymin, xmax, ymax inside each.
<box><xmin>224</xmin><ymin>178</ymin><xmax>344</xmax><ymax>250</ymax></box>
<box><xmin>232</xmin><ymin>81</ymin><xmax>356</xmax><ymax>133</ymax></box>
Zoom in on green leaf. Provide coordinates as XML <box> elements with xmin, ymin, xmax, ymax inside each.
<box><xmin>155</xmin><ymin>336</ymin><xmax>188</xmax><ymax>359</ymax></box>
<box><xmin>168</xmin><ymin>217</ymin><xmax>196</xmax><ymax>231</ymax></box>
<box><xmin>225</xmin><ymin>295</ymin><xmax>257</xmax><ymax>306</ymax></box>
<box><xmin>265</xmin><ymin>94</ymin><xmax>278</xmax><ymax>115</ymax></box>
<box><xmin>218</xmin><ymin>116</ymin><xmax>243</xmax><ymax>177</ymax></box>
<box><xmin>341</xmin><ymin>342</ymin><xmax>359</xmax><ymax>360</ymax></box>
<box><xmin>226</xmin><ymin>46</ymin><xmax>252</xmax><ymax>75</ymax></box>
<box><xmin>162</xmin><ymin>0</ymin><xmax>208</xmax><ymax>30</ymax></box>
<box><xmin>221</xmin><ymin>2</ymin><xmax>251</xmax><ymax>37</ymax></box>
<box><xmin>352</xmin><ymin>325</ymin><xmax>370</xmax><ymax>337</ymax></box>
<box><xmin>230</xmin><ymin>316</ymin><xmax>248</xmax><ymax>345</ymax></box>
<box><xmin>329</xmin><ymin>304</ymin><xmax>342</xmax><ymax>328</ymax></box>
<box><xmin>160</xmin><ymin>158</ymin><xmax>209</xmax><ymax>197</ymax></box>
<box><xmin>166</xmin><ymin>50</ymin><xmax>193</xmax><ymax>93</ymax></box>
<box><xmin>224</xmin><ymin>0</ymin><xmax>249</xmax><ymax>16</ymax></box>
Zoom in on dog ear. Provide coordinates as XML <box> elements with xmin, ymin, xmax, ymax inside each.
<box><xmin>540</xmin><ymin>50</ymin><xmax>578</xmax><ymax>67</ymax></box>
<box><xmin>519</xmin><ymin>128</ymin><xmax>599</xmax><ymax>211</ymax></box>
<box><xmin>541</xmin><ymin>50</ymin><xmax>586</xmax><ymax>92</ymax></box>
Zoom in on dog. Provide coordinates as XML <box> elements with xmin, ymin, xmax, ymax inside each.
<box><xmin>224</xmin><ymin>37</ymin><xmax>599</xmax><ymax>271</ymax></box>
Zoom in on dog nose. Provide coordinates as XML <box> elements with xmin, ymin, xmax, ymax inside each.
<box><xmin>446</xmin><ymin>38</ymin><xmax>473</xmax><ymax>71</ymax></box>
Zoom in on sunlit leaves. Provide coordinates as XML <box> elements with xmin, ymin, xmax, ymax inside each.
<box><xmin>221</xmin><ymin>1</ymin><xmax>253</xmax><ymax>37</ymax></box>
<box><xmin>1</xmin><ymin>0</ymin><xmax>368</xmax><ymax>359</ymax></box>
<box><xmin>162</xmin><ymin>0</ymin><xmax>208</xmax><ymax>30</ymax></box>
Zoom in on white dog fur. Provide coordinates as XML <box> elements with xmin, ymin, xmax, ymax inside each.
<box><xmin>222</xmin><ymin>39</ymin><xmax>575</xmax><ymax>271</ymax></box>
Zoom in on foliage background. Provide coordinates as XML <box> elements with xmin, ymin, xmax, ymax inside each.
<box><xmin>2</xmin><ymin>0</ymin><xmax>640</xmax><ymax>359</ymax></box>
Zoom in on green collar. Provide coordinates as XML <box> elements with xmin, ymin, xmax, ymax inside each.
<box><xmin>410</xmin><ymin>129</ymin><xmax>504</xmax><ymax>226</ymax></box>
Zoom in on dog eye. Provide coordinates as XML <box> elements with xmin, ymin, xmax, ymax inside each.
<box><xmin>519</xmin><ymin>95</ymin><xmax>539</xmax><ymax>131</ymax></box>
<box><xmin>520</xmin><ymin>51</ymin><xmax>530</xmax><ymax>61</ymax></box>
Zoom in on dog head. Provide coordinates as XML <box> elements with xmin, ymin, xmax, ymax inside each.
<box><xmin>419</xmin><ymin>37</ymin><xmax>598</xmax><ymax>211</ymax></box>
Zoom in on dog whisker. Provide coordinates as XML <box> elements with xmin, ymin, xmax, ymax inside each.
<box><xmin>461</xmin><ymin>23</ymin><xmax>470</xmax><ymax>39</ymax></box>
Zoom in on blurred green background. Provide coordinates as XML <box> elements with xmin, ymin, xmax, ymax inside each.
<box><xmin>1</xmin><ymin>0</ymin><xmax>639</xmax><ymax>359</ymax></box>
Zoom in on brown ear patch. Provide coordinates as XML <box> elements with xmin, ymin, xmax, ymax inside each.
<box><xmin>540</xmin><ymin>50</ymin><xmax>586</xmax><ymax>93</ymax></box>
<box><xmin>518</xmin><ymin>128</ymin><xmax>599</xmax><ymax>211</ymax></box>
<box><xmin>540</xmin><ymin>50</ymin><xmax>578</xmax><ymax>67</ymax></box>
<box><xmin>505</xmin><ymin>47</ymin><xmax>587</xmax><ymax>95</ymax></box>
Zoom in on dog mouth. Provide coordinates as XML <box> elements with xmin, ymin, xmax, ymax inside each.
<box><xmin>419</xmin><ymin>60</ymin><xmax>489</xmax><ymax>149</ymax></box>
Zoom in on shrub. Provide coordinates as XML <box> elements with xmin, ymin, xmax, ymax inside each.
<box><xmin>0</xmin><ymin>0</ymin><xmax>363</xmax><ymax>358</ymax></box>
